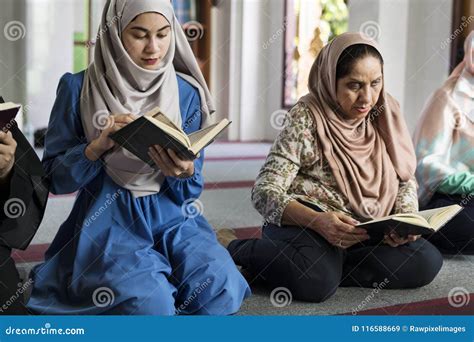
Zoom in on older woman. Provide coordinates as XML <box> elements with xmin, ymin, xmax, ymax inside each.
<box><xmin>220</xmin><ymin>32</ymin><xmax>442</xmax><ymax>303</ymax></box>
<box><xmin>413</xmin><ymin>31</ymin><xmax>474</xmax><ymax>255</ymax></box>
<box><xmin>27</xmin><ymin>0</ymin><xmax>250</xmax><ymax>315</ymax></box>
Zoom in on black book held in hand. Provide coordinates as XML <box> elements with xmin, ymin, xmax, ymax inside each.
<box><xmin>298</xmin><ymin>198</ymin><xmax>463</xmax><ymax>238</ymax></box>
<box><xmin>109</xmin><ymin>106</ymin><xmax>231</xmax><ymax>164</ymax></box>
<box><xmin>0</xmin><ymin>98</ymin><xmax>21</xmax><ymax>131</ymax></box>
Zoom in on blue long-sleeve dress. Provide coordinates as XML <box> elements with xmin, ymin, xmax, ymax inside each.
<box><xmin>27</xmin><ymin>72</ymin><xmax>250</xmax><ymax>315</ymax></box>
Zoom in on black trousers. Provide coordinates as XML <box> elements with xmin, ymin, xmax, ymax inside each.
<box><xmin>0</xmin><ymin>245</ymin><xmax>28</xmax><ymax>314</ymax></box>
<box><xmin>228</xmin><ymin>224</ymin><xmax>443</xmax><ymax>303</ymax></box>
<box><xmin>423</xmin><ymin>192</ymin><xmax>474</xmax><ymax>255</ymax></box>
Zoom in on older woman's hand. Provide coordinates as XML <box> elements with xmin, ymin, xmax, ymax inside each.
<box><xmin>312</xmin><ymin>212</ymin><xmax>369</xmax><ymax>249</ymax></box>
<box><xmin>148</xmin><ymin>145</ymin><xmax>194</xmax><ymax>178</ymax></box>
<box><xmin>383</xmin><ymin>233</ymin><xmax>420</xmax><ymax>247</ymax></box>
<box><xmin>0</xmin><ymin>130</ymin><xmax>17</xmax><ymax>182</ymax></box>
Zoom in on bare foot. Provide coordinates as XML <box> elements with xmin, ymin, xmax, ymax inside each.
<box><xmin>216</xmin><ymin>228</ymin><xmax>237</xmax><ymax>248</ymax></box>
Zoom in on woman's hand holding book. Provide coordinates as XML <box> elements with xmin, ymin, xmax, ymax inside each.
<box><xmin>148</xmin><ymin>145</ymin><xmax>194</xmax><ymax>178</ymax></box>
<box><xmin>0</xmin><ymin>130</ymin><xmax>16</xmax><ymax>183</ymax></box>
<box><xmin>383</xmin><ymin>233</ymin><xmax>420</xmax><ymax>247</ymax></box>
<box><xmin>85</xmin><ymin>114</ymin><xmax>137</xmax><ymax>161</ymax></box>
<box><xmin>312</xmin><ymin>212</ymin><xmax>368</xmax><ymax>249</ymax></box>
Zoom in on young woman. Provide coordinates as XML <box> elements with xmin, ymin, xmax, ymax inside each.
<box><xmin>413</xmin><ymin>31</ymin><xmax>474</xmax><ymax>255</ymax></box>
<box><xmin>27</xmin><ymin>0</ymin><xmax>250</xmax><ymax>315</ymax></box>
<box><xmin>219</xmin><ymin>32</ymin><xmax>442</xmax><ymax>303</ymax></box>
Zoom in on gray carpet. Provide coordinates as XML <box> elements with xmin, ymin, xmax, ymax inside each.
<box><xmin>17</xmin><ymin>143</ymin><xmax>474</xmax><ymax>315</ymax></box>
<box><xmin>18</xmin><ymin>255</ymin><xmax>474</xmax><ymax>315</ymax></box>
<box><xmin>237</xmin><ymin>254</ymin><xmax>474</xmax><ymax>315</ymax></box>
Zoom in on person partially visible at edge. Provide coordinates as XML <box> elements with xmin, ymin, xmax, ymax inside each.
<box><xmin>413</xmin><ymin>30</ymin><xmax>474</xmax><ymax>255</ymax></box>
<box><xmin>0</xmin><ymin>98</ymin><xmax>49</xmax><ymax>315</ymax></box>
<box><xmin>27</xmin><ymin>0</ymin><xmax>250</xmax><ymax>315</ymax></box>
<box><xmin>218</xmin><ymin>32</ymin><xmax>442</xmax><ymax>303</ymax></box>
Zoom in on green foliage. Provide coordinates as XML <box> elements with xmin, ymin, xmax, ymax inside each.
<box><xmin>320</xmin><ymin>0</ymin><xmax>348</xmax><ymax>40</ymax></box>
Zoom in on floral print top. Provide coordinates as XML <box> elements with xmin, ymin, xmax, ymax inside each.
<box><xmin>251</xmin><ymin>103</ymin><xmax>419</xmax><ymax>226</ymax></box>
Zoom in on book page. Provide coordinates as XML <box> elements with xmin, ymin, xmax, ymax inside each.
<box><xmin>188</xmin><ymin>124</ymin><xmax>218</xmax><ymax>144</ymax></box>
<box><xmin>152</xmin><ymin>112</ymin><xmax>184</xmax><ymax>133</ymax></box>
<box><xmin>390</xmin><ymin>214</ymin><xmax>430</xmax><ymax>228</ymax></box>
<box><xmin>0</xmin><ymin>102</ymin><xmax>20</xmax><ymax>111</ymax></box>
<box><xmin>189</xmin><ymin>119</ymin><xmax>230</xmax><ymax>153</ymax></box>
<box><xmin>425</xmin><ymin>205</ymin><xmax>463</xmax><ymax>229</ymax></box>
<box><xmin>358</xmin><ymin>213</ymin><xmax>430</xmax><ymax>228</ymax></box>
<box><xmin>146</xmin><ymin>116</ymin><xmax>191</xmax><ymax>147</ymax></box>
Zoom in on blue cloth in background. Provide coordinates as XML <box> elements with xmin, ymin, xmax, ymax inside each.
<box><xmin>27</xmin><ymin>72</ymin><xmax>250</xmax><ymax>315</ymax></box>
<box><xmin>172</xmin><ymin>0</ymin><xmax>195</xmax><ymax>24</ymax></box>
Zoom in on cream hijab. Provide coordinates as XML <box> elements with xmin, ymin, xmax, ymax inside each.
<box><xmin>80</xmin><ymin>0</ymin><xmax>214</xmax><ymax>197</ymax></box>
<box><xmin>299</xmin><ymin>32</ymin><xmax>416</xmax><ymax>219</ymax></box>
<box><xmin>452</xmin><ymin>30</ymin><xmax>474</xmax><ymax>122</ymax></box>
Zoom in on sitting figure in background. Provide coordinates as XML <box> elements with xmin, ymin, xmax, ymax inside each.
<box><xmin>413</xmin><ymin>30</ymin><xmax>474</xmax><ymax>255</ymax></box>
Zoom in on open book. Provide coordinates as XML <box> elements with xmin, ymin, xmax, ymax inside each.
<box><xmin>298</xmin><ymin>198</ymin><xmax>463</xmax><ymax>237</ymax></box>
<box><xmin>0</xmin><ymin>99</ymin><xmax>21</xmax><ymax>131</ymax></box>
<box><xmin>357</xmin><ymin>204</ymin><xmax>463</xmax><ymax>237</ymax></box>
<box><xmin>110</xmin><ymin>107</ymin><xmax>231</xmax><ymax>163</ymax></box>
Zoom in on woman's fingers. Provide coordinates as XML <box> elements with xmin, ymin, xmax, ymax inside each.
<box><xmin>337</xmin><ymin>223</ymin><xmax>368</xmax><ymax>237</ymax></box>
<box><xmin>155</xmin><ymin>146</ymin><xmax>176</xmax><ymax>169</ymax></box>
<box><xmin>149</xmin><ymin>145</ymin><xmax>188</xmax><ymax>177</ymax></box>
<box><xmin>167</xmin><ymin>149</ymin><xmax>194</xmax><ymax>176</ymax></box>
<box><xmin>335</xmin><ymin>212</ymin><xmax>360</xmax><ymax>226</ymax></box>
<box><xmin>383</xmin><ymin>233</ymin><xmax>417</xmax><ymax>247</ymax></box>
<box><xmin>148</xmin><ymin>146</ymin><xmax>171</xmax><ymax>175</ymax></box>
<box><xmin>383</xmin><ymin>235</ymin><xmax>399</xmax><ymax>247</ymax></box>
<box><xmin>390</xmin><ymin>233</ymin><xmax>409</xmax><ymax>245</ymax></box>
<box><xmin>333</xmin><ymin>228</ymin><xmax>369</xmax><ymax>249</ymax></box>
<box><xmin>113</xmin><ymin>113</ymin><xmax>137</xmax><ymax>124</ymax></box>
<box><xmin>168</xmin><ymin>148</ymin><xmax>191</xmax><ymax>165</ymax></box>
<box><xmin>0</xmin><ymin>130</ymin><xmax>16</xmax><ymax>146</ymax></box>
<box><xmin>340</xmin><ymin>234</ymin><xmax>369</xmax><ymax>247</ymax></box>
<box><xmin>0</xmin><ymin>131</ymin><xmax>17</xmax><ymax>156</ymax></box>
<box><xmin>334</xmin><ymin>213</ymin><xmax>367</xmax><ymax>235</ymax></box>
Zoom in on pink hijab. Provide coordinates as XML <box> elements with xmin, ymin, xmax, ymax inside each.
<box><xmin>299</xmin><ymin>32</ymin><xmax>416</xmax><ymax>219</ymax></box>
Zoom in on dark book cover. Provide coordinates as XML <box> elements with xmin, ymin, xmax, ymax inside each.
<box><xmin>0</xmin><ymin>99</ymin><xmax>20</xmax><ymax>131</ymax></box>
<box><xmin>360</xmin><ymin>219</ymin><xmax>434</xmax><ymax>239</ymax></box>
<box><xmin>109</xmin><ymin>117</ymin><xmax>196</xmax><ymax>165</ymax></box>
